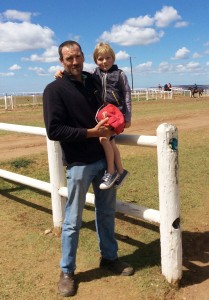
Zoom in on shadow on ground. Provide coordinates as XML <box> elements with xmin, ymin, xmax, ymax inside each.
<box><xmin>1</xmin><ymin>186</ymin><xmax>209</xmax><ymax>289</ymax></box>
<box><xmin>181</xmin><ymin>230</ymin><xmax>209</xmax><ymax>287</ymax></box>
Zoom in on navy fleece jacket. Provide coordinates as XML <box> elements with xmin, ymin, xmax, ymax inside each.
<box><xmin>43</xmin><ymin>71</ymin><xmax>104</xmax><ymax>166</ymax></box>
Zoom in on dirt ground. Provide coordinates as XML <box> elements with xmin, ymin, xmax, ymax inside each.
<box><xmin>1</xmin><ymin>110</ymin><xmax>209</xmax><ymax>162</ymax></box>
<box><xmin>0</xmin><ymin>100</ymin><xmax>209</xmax><ymax>300</ymax></box>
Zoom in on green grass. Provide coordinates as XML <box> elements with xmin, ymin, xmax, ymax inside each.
<box><xmin>0</xmin><ymin>98</ymin><xmax>209</xmax><ymax>299</ymax></box>
<box><xmin>0</xmin><ymin>104</ymin><xmax>44</xmax><ymax>129</ymax></box>
<box><xmin>132</xmin><ymin>96</ymin><xmax>209</xmax><ymax>120</ymax></box>
<box><xmin>0</xmin><ymin>95</ymin><xmax>43</xmax><ymax>108</ymax></box>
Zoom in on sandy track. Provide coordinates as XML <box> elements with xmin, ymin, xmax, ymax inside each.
<box><xmin>1</xmin><ymin>111</ymin><xmax>208</xmax><ymax>161</ymax></box>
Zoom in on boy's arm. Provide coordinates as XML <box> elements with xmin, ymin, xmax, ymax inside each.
<box><xmin>120</xmin><ymin>72</ymin><xmax>132</xmax><ymax>124</ymax></box>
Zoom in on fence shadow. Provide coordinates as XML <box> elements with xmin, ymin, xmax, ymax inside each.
<box><xmin>76</xmin><ymin>237</ymin><xmax>160</xmax><ymax>284</ymax></box>
<box><xmin>3</xmin><ymin>186</ymin><xmax>208</xmax><ymax>287</ymax></box>
<box><xmin>1</xmin><ymin>186</ymin><xmax>161</xmax><ymax>273</ymax></box>
<box><xmin>181</xmin><ymin>230</ymin><xmax>209</xmax><ymax>287</ymax></box>
<box><xmin>77</xmin><ymin>209</ymin><xmax>161</xmax><ymax>283</ymax></box>
<box><xmin>0</xmin><ymin>185</ymin><xmax>52</xmax><ymax>215</ymax></box>
<box><xmin>83</xmin><ymin>207</ymin><xmax>161</xmax><ymax>273</ymax></box>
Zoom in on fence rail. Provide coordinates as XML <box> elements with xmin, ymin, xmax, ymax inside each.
<box><xmin>0</xmin><ymin>122</ymin><xmax>182</xmax><ymax>284</ymax></box>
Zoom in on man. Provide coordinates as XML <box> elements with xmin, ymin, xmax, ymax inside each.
<box><xmin>43</xmin><ymin>41</ymin><xmax>134</xmax><ymax>297</ymax></box>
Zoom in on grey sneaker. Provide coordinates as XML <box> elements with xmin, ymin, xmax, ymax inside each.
<box><xmin>114</xmin><ymin>169</ymin><xmax>129</xmax><ymax>189</ymax></box>
<box><xmin>99</xmin><ymin>171</ymin><xmax>119</xmax><ymax>190</ymax></box>
<box><xmin>100</xmin><ymin>257</ymin><xmax>134</xmax><ymax>276</ymax></box>
<box><xmin>58</xmin><ymin>271</ymin><xmax>76</xmax><ymax>297</ymax></box>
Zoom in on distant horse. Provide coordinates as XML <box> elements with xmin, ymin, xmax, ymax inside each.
<box><xmin>188</xmin><ymin>87</ymin><xmax>204</xmax><ymax>98</ymax></box>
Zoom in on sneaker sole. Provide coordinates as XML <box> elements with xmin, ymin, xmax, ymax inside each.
<box><xmin>99</xmin><ymin>175</ymin><xmax>119</xmax><ymax>190</ymax></box>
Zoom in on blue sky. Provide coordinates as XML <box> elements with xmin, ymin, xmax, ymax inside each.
<box><xmin>1</xmin><ymin>0</ymin><xmax>209</xmax><ymax>93</ymax></box>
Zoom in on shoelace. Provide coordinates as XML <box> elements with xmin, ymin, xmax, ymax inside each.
<box><xmin>102</xmin><ymin>172</ymin><xmax>112</xmax><ymax>182</ymax></box>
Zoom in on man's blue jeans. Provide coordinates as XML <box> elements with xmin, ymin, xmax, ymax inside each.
<box><xmin>60</xmin><ymin>158</ymin><xmax>118</xmax><ymax>274</ymax></box>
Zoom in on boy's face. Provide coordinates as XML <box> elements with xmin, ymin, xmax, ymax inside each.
<box><xmin>96</xmin><ymin>52</ymin><xmax>114</xmax><ymax>72</ymax></box>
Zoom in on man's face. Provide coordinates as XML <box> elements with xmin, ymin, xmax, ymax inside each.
<box><xmin>60</xmin><ymin>44</ymin><xmax>84</xmax><ymax>80</ymax></box>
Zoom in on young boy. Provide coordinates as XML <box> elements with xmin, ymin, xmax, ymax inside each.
<box><xmin>93</xmin><ymin>42</ymin><xmax>132</xmax><ymax>189</ymax></box>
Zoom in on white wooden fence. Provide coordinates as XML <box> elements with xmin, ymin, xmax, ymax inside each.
<box><xmin>0</xmin><ymin>122</ymin><xmax>182</xmax><ymax>284</ymax></box>
<box><xmin>131</xmin><ymin>88</ymin><xmax>209</xmax><ymax>100</ymax></box>
<box><xmin>0</xmin><ymin>93</ymin><xmax>42</xmax><ymax>110</ymax></box>
<box><xmin>132</xmin><ymin>89</ymin><xmax>173</xmax><ymax>100</ymax></box>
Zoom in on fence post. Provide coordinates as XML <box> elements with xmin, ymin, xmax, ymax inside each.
<box><xmin>46</xmin><ymin>138</ymin><xmax>66</xmax><ymax>235</ymax></box>
<box><xmin>157</xmin><ymin>123</ymin><xmax>182</xmax><ymax>284</ymax></box>
<box><xmin>4</xmin><ymin>95</ymin><xmax>7</xmax><ymax>110</ymax></box>
<box><xmin>11</xmin><ymin>95</ymin><xmax>14</xmax><ymax>110</ymax></box>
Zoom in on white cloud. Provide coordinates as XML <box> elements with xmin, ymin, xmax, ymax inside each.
<box><xmin>99</xmin><ymin>24</ymin><xmax>164</xmax><ymax>46</ymax></box>
<box><xmin>193</xmin><ymin>52</ymin><xmax>202</xmax><ymax>58</ymax></box>
<box><xmin>67</xmin><ymin>33</ymin><xmax>80</xmax><ymax>42</ymax></box>
<box><xmin>174</xmin><ymin>21</ymin><xmax>189</xmax><ymax>28</ymax></box>
<box><xmin>28</xmin><ymin>66</ymin><xmax>49</xmax><ymax>76</ymax></box>
<box><xmin>115</xmin><ymin>50</ymin><xmax>129</xmax><ymax>60</ymax></box>
<box><xmin>126</xmin><ymin>58</ymin><xmax>204</xmax><ymax>77</ymax></box>
<box><xmin>173</xmin><ymin>62</ymin><xmax>202</xmax><ymax>74</ymax></box>
<box><xmin>84</xmin><ymin>63</ymin><xmax>96</xmax><ymax>73</ymax></box>
<box><xmin>0</xmin><ymin>72</ymin><xmax>15</xmax><ymax>77</ymax></box>
<box><xmin>120</xmin><ymin>66</ymin><xmax>130</xmax><ymax>73</ymax></box>
<box><xmin>1</xmin><ymin>9</ymin><xmax>33</xmax><ymax>22</ymax></box>
<box><xmin>48</xmin><ymin>65</ymin><xmax>62</xmax><ymax>74</ymax></box>
<box><xmin>186</xmin><ymin>61</ymin><xmax>200</xmax><ymax>70</ymax></box>
<box><xmin>204</xmin><ymin>41</ymin><xmax>209</xmax><ymax>46</ymax></box>
<box><xmin>154</xmin><ymin>6</ymin><xmax>181</xmax><ymax>28</ymax></box>
<box><xmin>125</xmin><ymin>15</ymin><xmax>154</xmax><ymax>27</ymax></box>
<box><xmin>175</xmin><ymin>64</ymin><xmax>186</xmax><ymax>73</ymax></box>
<box><xmin>135</xmin><ymin>61</ymin><xmax>152</xmax><ymax>72</ymax></box>
<box><xmin>48</xmin><ymin>62</ymin><xmax>96</xmax><ymax>74</ymax></box>
<box><xmin>158</xmin><ymin>61</ymin><xmax>173</xmax><ymax>72</ymax></box>
<box><xmin>22</xmin><ymin>46</ymin><xmax>59</xmax><ymax>62</ymax></box>
<box><xmin>33</xmin><ymin>60</ymin><xmax>96</xmax><ymax>76</ymax></box>
<box><xmin>206</xmin><ymin>62</ymin><xmax>209</xmax><ymax>66</ymax></box>
<box><xmin>172</xmin><ymin>47</ymin><xmax>190</xmax><ymax>60</ymax></box>
<box><xmin>9</xmin><ymin>64</ymin><xmax>21</xmax><ymax>71</ymax></box>
<box><xmin>157</xmin><ymin>60</ymin><xmax>202</xmax><ymax>74</ymax></box>
<box><xmin>0</xmin><ymin>10</ymin><xmax>55</xmax><ymax>52</ymax></box>
<box><xmin>97</xmin><ymin>6</ymin><xmax>186</xmax><ymax>47</ymax></box>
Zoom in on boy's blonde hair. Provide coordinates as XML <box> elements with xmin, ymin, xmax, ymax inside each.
<box><xmin>93</xmin><ymin>42</ymin><xmax>115</xmax><ymax>64</ymax></box>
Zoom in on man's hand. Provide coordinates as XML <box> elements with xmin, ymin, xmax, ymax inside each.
<box><xmin>87</xmin><ymin>118</ymin><xmax>113</xmax><ymax>138</ymax></box>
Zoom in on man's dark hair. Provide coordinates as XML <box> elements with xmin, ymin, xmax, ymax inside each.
<box><xmin>58</xmin><ymin>41</ymin><xmax>84</xmax><ymax>60</ymax></box>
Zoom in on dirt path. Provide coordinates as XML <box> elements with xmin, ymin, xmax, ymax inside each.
<box><xmin>0</xmin><ymin>134</ymin><xmax>46</xmax><ymax>161</ymax></box>
<box><xmin>127</xmin><ymin>111</ymin><xmax>209</xmax><ymax>135</ymax></box>
<box><xmin>1</xmin><ymin>111</ymin><xmax>209</xmax><ymax>161</ymax></box>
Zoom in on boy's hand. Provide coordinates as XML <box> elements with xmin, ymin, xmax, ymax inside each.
<box><xmin>54</xmin><ymin>70</ymin><xmax>64</xmax><ymax>79</ymax></box>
